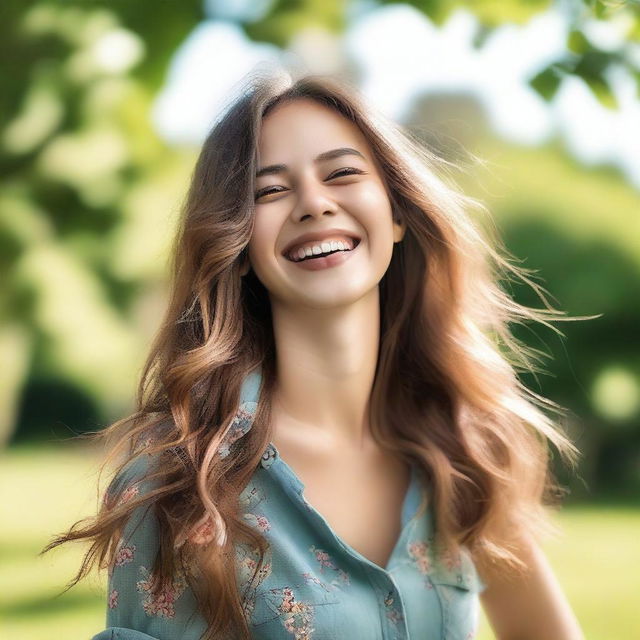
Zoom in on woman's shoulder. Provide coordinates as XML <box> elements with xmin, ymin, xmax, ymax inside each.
<box><xmin>102</xmin><ymin>449</ymin><xmax>160</xmax><ymax>526</ymax></box>
<box><xmin>95</xmin><ymin>369</ymin><xmax>263</xmax><ymax>638</ymax></box>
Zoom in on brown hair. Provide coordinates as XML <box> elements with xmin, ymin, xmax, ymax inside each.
<box><xmin>44</xmin><ymin>68</ymin><xmax>585</xmax><ymax>639</ymax></box>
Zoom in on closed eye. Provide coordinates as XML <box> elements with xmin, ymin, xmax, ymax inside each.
<box><xmin>254</xmin><ymin>167</ymin><xmax>366</xmax><ymax>201</ymax></box>
<box><xmin>328</xmin><ymin>167</ymin><xmax>366</xmax><ymax>179</ymax></box>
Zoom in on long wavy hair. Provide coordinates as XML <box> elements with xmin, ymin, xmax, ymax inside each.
<box><xmin>44</xmin><ymin>68</ymin><xmax>584</xmax><ymax>640</ymax></box>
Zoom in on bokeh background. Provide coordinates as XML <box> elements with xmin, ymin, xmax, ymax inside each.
<box><xmin>1</xmin><ymin>0</ymin><xmax>639</xmax><ymax>638</ymax></box>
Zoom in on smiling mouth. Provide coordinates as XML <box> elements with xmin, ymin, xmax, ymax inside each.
<box><xmin>285</xmin><ymin>238</ymin><xmax>361</xmax><ymax>263</ymax></box>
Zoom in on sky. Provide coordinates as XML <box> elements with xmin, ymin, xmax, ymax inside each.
<box><xmin>149</xmin><ymin>1</ymin><xmax>640</xmax><ymax>190</ymax></box>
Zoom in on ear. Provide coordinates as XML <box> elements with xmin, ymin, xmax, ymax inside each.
<box><xmin>392</xmin><ymin>213</ymin><xmax>406</xmax><ymax>243</ymax></box>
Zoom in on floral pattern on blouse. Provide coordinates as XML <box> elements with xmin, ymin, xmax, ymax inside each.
<box><xmin>308</xmin><ymin>545</ymin><xmax>350</xmax><ymax>593</ymax></box>
<box><xmin>136</xmin><ymin>566</ymin><xmax>188</xmax><ymax>619</ymax></box>
<box><xmin>218</xmin><ymin>402</ymin><xmax>258</xmax><ymax>459</ymax></box>
<box><xmin>114</xmin><ymin>544</ymin><xmax>136</xmax><ymax>567</ymax></box>
<box><xmin>108</xmin><ymin>540</ymin><xmax>137</xmax><ymax>578</ymax></box>
<box><xmin>239</xmin><ymin>481</ymin><xmax>267</xmax><ymax>510</ymax></box>
<box><xmin>118</xmin><ymin>484</ymin><xmax>140</xmax><ymax>506</ymax></box>
<box><xmin>383</xmin><ymin>590</ymin><xmax>404</xmax><ymax>626</ymax></box>
<box><xmin>236</xmin><ymin>537</ymin><xmax>274</xmax><ymax>624</ymax></box>
<box><xmin>440</xmin><ymin>546</ymin><xmax>463</xmax><ymax>573</ymax></box>
<box><xmin>301</xmin><ymin>572</ymin><xmax>329</xmax><ymax>592</ymax></box>
<box><xmin>244</xmin><ymin>512</ymin><xmax>271</xmax><ymax>532</ymax></box>
<box><xmin>309</xmin><ymin>545</ymin><xmax>338</xmax><ymax>572</ymax></box>
<box><xmin>263</xmin><ymin>586</ymin><xmax>315</xmax><ymax>640</ymax></box>
<box><xmin>408</xmin><ymin>540</ymin><xmax>431</xmax><ymax>577</ymax></box>
<box><xmin>407</xmin><ymin>533</ymin><xmax>479</xmax><ymax>592</ymax></box>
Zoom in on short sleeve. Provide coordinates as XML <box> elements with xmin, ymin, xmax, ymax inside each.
<box><xmin>94</xmin><ymin>455</ymin><xmax>206</xmax><ymax>640</ymax></box>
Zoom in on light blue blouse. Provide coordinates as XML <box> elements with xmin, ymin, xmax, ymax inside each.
<box><xmin>92</xmin><ymin>368</ymin><xmax>486</xmax><ymax>640</ymax></box>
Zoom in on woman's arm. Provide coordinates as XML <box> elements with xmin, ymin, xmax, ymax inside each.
<box><xmin>477</xmin><ymin>533</ymin><xmax>585</xmax><ymax>640</ymax></box>
<box><xmin>96</xmin><ymin>457</ymin><xmax>203</xmax><ymax>640</ymax></box>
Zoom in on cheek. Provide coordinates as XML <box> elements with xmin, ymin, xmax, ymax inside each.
<box><xmin>344</xmin><ymin>184</ymin><xmax>394</xmax><ymax>242</ymax></box>
<box><xmin>343</xmin><ymin>182</ymin><xmax>393</xmax><ymax>221</ymax></box>
<box><xmin>247</xmin><ymin>215</ymin><xmax>276</xmax><ymax>264</ymax></box>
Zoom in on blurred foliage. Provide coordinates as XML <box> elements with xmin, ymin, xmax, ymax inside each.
<box><xmin>244</xmin><ymin>0</ymin><xmax>640</xmax><ymax>109</ymax></box>
<box><xmin>244</xmin><ymin>0</ymin><xmax>346</xmax><ymax>47</ymax></box>
<box><xmin>0</xmin><ymin>0</ymin><xmax>201</xmax><ymax>446</ymax></box>
<box><xmin>474</xmin><ymin>139</ymin><xmax>640</xmax><ymax>500</ymax></box>
<box><xmin>381</xmin><ymin>0</ymin><xmax>640</xmax><ymax>110</ymax></box>
<box><xmin>1</xmin><ymin>0</ymin><xmax>638</xmax><ymax>498</ymax></box>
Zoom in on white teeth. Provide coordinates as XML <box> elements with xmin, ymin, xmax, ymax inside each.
<box><xmin>288</xmin><ymin>238</ymin><xmax>358</xmax><ymax>261</ymax></box>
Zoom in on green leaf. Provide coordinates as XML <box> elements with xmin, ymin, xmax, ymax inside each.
<box><xmin>529</xmin><ymin>65</ymin><xmax>563</xmax><ymax>101</ymax></box>
<box><xmin>585</xmin><ymin>73</ymin><xmax>618</xmax><ymax>109</ymax></box>
<box><xmin>382</xmin><ymin>0</ymin><xmax>455</xmax><ymax>27</ymax></box>
<box><xmin>568</xmin><ymin>30</ymin><xmax>590</xmax><ymax>55</ymax></box>
<box><xmin>466</xmin><ymin>0</ymin><xmax>553</xmax><ymax>28</ymax></box>
<box><xmin>575</xmin><ymin>50</ymin><xmax>618</xmax><ymax>109</ymax></box>
<box><xmin>243</xmin><ymin>0</ymin><xmax>345</xmax><ymax>48</ymax></box>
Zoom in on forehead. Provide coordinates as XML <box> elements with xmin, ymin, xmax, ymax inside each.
<box><xmin>257</xmin><ymin>98</ymin><xmax>372</xmax><ymax>162</ymax></box>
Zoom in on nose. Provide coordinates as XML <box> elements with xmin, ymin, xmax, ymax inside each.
<box><xmin>291</xmin><ymin>176</ymin><xmax>338</xmax><ymax>222</ymax></box>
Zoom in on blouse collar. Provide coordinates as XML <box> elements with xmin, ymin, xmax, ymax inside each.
<box><xmin>218</xmin><ymin>366</ymin><xmax>263</xmax><ymax>459</ymax></box>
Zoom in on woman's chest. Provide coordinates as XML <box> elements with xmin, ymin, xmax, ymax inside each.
<box><xmin>273</xmin><ymin>436</ymin><xmax>411</xmax><ymax>569</ymax></box>
<box><xmin>236</xmin><ymin>449</ymin><xmax>484</xmax><ymax>640</ymax></box>
<box><xmin>236</xmin><ymin>514</ymin><xmax>481</xmax><ymax>640</ymax></box>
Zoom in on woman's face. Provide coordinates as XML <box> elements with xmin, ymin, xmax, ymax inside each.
<box><xmin>247</xmin><ymin>97</ymin><xmax>405</xmax><ymax>310</ymax></box>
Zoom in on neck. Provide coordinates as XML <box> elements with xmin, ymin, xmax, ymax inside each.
<box><xmin>269</xmin><ymin>287</ymin><xmax>380</xmax><ymax>450</ymax></box>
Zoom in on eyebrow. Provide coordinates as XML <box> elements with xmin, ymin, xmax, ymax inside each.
<box><xmin>256</xmin><ymin>147</ymin><xmax>366</xmax><ymax>178</ymax></box>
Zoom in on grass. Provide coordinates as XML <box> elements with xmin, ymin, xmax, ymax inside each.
<box><xmin>1</xmin><ymin>446</ymin><xmax>638</xmax><ymax>640</ymax></box>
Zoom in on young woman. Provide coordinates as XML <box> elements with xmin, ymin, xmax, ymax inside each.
<box><xmin>46</xmin><ymin>70</ymin><xmax>586</xmax><ymax>640</ymax></box>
